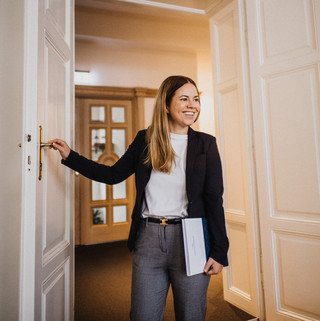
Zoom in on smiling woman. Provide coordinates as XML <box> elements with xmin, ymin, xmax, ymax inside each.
<box><xmin>167</xmin><ymin>82</ymin><xmax>201</xmax><ymax>134</ymax></box>
<box><xmin>51</xmin><ymin>75</ymin><xmax>228</xmax><ymax>321</ymax></box>
<box><xmin>144</xmin><ymin>76</ymin><xmax>202</xmax><ymax>173</ymax></box>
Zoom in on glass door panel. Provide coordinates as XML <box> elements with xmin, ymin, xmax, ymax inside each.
<box><xmin>111</xmin><ymin>106</ymin><xmax>125</xmax><ymax>123</ymax></box>
<box><xmin>91</xmin><ymin>128</ymin><xmax>106</xmax><ymax>160</ymax></box>
<box><xmin>113</xmin><ymin>181</ymin><xmax>126</xmax><ymax>199</ymax></box>
<box><xmin>92</xmin><ymin>181</ymin><xmax>107</xmax><ymax>201</ymax></box>
<box><xmin>113</xmin><ymin>205</ymin><xmax>127</xmax><ymax>223</ymax></box>
<box><xmin>92</xmin><ymin>207</ymin><xmax>107</xmax><ymax>225</ymax></box>
<box><xmin>112</xmin><ymin>129</ymin><xmax>125</xmax><ymax>157</ymax></box>
<box><xmin>91</xmin><ymin>106</ymin><xmax>105</xmax><ymax>122</ymax></box>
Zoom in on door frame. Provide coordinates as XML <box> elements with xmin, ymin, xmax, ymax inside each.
<box><xmin>210</xmin><ymin>0</ymin><xmax>264</xmax><ymax>320</ymax></box>
<box><xmin>238</xmin><ymin>0</ymin><xmax>265</xmax><ymax>318</ymax></box>
<box><xmin>74</xmin><ymin>85</ymin><xmax>157</xmax><ymax>245</ymax></box>
<box><xmin>19</xmin><ymin>1</ymin><xmax>272</xmax><ymax>319</ymax></box>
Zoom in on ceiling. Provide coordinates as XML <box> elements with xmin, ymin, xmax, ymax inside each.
<box><xmin>75</xmin><ymin>0</ymin><xmax>215</xmax><ymax>53</ymax></box>
<box><xmin>75</xmin><ymin>0</ymin><xmax>222</xmax><ymax>17</ymax></box>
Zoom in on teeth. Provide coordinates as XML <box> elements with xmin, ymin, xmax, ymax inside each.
<box><xmin>184</xmin><ymin>112</ymin><xmax>195</xmax><ymax>116</ymax></box>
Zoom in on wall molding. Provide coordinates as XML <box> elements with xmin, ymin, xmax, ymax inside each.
<box><xmin>75</xmin><ymin>85</ymin><xmax>157</xmax><ymax>100</ymax></box>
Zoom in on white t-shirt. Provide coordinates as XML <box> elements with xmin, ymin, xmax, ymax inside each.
<box><xmin>142</xmin><ymin>133</ymin><xmax>188</xmax><ymax>219</ymax></box>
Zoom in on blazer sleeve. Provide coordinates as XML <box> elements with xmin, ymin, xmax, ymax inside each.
<box><xmin>204</xmin><ymin>136</ymin><xmax>229</xmax><ymax>265</ymax></box>
<box><xmin>61</xmin><ymin>130</ymin><xmax>145</xmax><ymax>185</ymax></box>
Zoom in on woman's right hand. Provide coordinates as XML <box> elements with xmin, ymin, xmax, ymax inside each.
<box><xmin>49</xmin><ymin>139</ymin><xmax>71</xmax><ymax>160</ymax></box>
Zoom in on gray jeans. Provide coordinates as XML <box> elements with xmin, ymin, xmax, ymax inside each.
<box><xmin>130</xmin><ymin>220</ymin><xmax>210</xmax><ymax>321</ymax></box>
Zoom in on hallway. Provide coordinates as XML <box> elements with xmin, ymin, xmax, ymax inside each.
<box><xmin>75</xmin><ymin>241</ymin><xmax>254</xmax><ymax>321</ymax></box>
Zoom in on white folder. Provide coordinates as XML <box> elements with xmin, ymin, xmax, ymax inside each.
<box><xmin>182</xmin><ymin>218</ymin><xmax>208</xmax><ymax>276</ymax></box>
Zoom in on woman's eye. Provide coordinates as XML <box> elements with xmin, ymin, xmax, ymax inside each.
<box><xmin>180</xmin><ymin>98</ymin><xmax>187</xmax><ymax>101</ymax></box>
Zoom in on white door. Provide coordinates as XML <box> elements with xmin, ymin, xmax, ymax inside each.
<box><xmin>209</xmin><ymin>0</ymin><xmax>260</xmax><ymax>317</ymax></box>
<box><xmin>246</xmin><ymin>0</ymin><xmax>320</xmax><ymax>320</ymax></box>
<box><xmin>21</xmin><ymin>0</ymin><xmax>74</xmax><ymax>320</ymax></box>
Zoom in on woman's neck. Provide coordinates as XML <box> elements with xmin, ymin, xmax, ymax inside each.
<box><xmin>168</xmin><ymin>125</ymin><xmax>188</xmax><ymax>135</ymax></box>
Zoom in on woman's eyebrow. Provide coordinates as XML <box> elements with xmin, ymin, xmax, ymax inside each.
<box><xmin>179</xmin><ymin>95</ymin><xmax>199</xmax><ymax>98</ymax></box>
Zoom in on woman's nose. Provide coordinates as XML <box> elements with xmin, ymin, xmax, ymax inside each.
<box><xmin>188</xmin><ymin>101</ymin><xmax>199</xmax><ymax>108</ymax></box>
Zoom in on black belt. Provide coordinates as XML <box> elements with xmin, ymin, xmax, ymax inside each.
<box><xmin>141</xmin><ymin>217</ymin><xmax>182</xmax><ymax>226</ymax></box>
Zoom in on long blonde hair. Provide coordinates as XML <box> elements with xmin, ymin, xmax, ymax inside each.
<box><xmin>145</xmin><ymin>75</ymin><xmax>199</xmax><ymax>173</ymax></box>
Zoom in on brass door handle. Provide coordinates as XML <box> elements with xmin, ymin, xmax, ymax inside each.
<box><xmin>39</xmin><ymin>126</ymin><xmax>53</xmax><ymax>180</ymax></box>
<box><xmin>40</xmin><ymin>142</ymin><xmax>53</xmax><ymax>148</ymax></box>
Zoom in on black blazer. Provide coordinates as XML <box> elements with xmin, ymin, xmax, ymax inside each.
<box><xmin>62</xmin><ymin>127</ymin><xmax>229</xmax><ymax>265</ymax></box>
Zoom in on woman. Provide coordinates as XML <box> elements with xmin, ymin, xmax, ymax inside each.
<box><xmin>51</xmin><ymin>75</ymin><xmax>229</xmax><ymax>321</ymax></box>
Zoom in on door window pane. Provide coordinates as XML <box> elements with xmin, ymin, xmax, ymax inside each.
<box><xmin>113</xmin><ymin>205</ymin><xmax>127</xmax><ymax>223</ymax></box>
<box><xmin>112</xmin><ymin>129</ymin><xmax>125</xmax><ymax>157</ymax></box>
<box><xmin>92</xmin><ymin>207</ymin><xmax>107</xmax><ymax>225</ymax></box>
<box><xmin>92</xmin><ymin>181</ymin><xmax>106</xmax><ymax>201</ymax></box>
<box><xmin>92</xmin><ymin>128</ymin><xmax>106</xmax><ymax>160</ymax></box>
<box><xmin>112</xmin><ymin>107</ymin><xmax>125</xmax><ymax>123</ymax></box>
<box><xmin>91</xmin><ymin>106</ymin><xmax>105</xmax><ymax>122</ymax></box>
<box><xmin>113</xmin><ymin>181</ymin><xmax>126</xmax><ymax>199</ymax></box>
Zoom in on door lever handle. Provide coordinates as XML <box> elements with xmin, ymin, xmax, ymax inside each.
<box><xmin>40</xmin><ymin>142</ymin><xmax>53</xmax><ymax>148</ymax></box>
<box><xmin>39</xmin><ymin>126</ymin><xmax>53</xmax><ymax>180</ymax></box>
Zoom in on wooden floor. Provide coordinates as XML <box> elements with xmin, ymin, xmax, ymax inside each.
<box><xmin>75</xmin><ymin>241</ymin><xmax>254</xmax><ymax>321</ymax></box>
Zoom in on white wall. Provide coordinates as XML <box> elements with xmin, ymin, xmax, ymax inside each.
<box><xmin>0</xmin><ymin>1</ymin><xmax>24</xmax><ymax>320</ymax></box>
<box><xmin>75</xmin><ymin>39</ymin><xmax>198</xmax><ymax>88</ymax></box>
<box><xmin>197</xmin><ymin>50</ymin><xmax>215</xmax><ymax>135</ymax></box>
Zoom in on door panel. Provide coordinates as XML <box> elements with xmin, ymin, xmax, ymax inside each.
<box><xmin>210</xmin><ymin>1</ymin><xmax>259</xmax><ymax>316</ymax></box>
<box><xmin>246</xmin><ymin>0</ymin><xmax>320</xmax><ymax>319</ymax></box>
<box><xmin>77</xmin><ymin>99</ymin><xmax>134</xmax><ymax>245</ymax></box>
<box><xmin>35</xmin><ymin>0</ymin><xmax>74</xmax><ymax>319</ymax></box>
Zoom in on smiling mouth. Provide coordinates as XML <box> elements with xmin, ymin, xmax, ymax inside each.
<box><xmin>183</xmin><ymin>112</ymin><xmax>196</xmax><ymax>116</ymax></box>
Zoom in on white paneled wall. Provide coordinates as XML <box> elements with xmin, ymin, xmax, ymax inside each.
<box><xmin>0</xmin><ymin>1</ymin><xmax>24</xmax><ymax>320</ymax></box>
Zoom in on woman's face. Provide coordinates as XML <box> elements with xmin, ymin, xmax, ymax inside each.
<box><xmin>167</xmin><ymin>83</ymin><xmax>200</xmax><ymax>134</ymax></box>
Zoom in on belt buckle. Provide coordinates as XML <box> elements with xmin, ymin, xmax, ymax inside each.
<box><xmin>160</xmin><ymin>219</ymin><xmax>168</xmax><ymax>226</ymax></box>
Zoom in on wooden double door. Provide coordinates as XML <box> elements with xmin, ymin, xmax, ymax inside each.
<box><xmin>75</xmin><ymin>97</ymin><xmax>135</xmax><ymax>245</ymax></box>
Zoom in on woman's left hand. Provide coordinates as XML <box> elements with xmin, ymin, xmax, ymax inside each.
<box><xmin>203</xmin><ymin>257</ymin><xmax>223</xmax><ymax>275</ymax></box>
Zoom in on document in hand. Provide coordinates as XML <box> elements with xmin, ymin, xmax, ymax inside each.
<box><xmin>182</xmin><ymin>218</ymin><xmax>210</xmax><ymax>276</ymax></box>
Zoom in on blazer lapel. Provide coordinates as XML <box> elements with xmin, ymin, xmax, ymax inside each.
<box><xmin>186</xmin><ymin>127</ymin><xmax>198</xmax><ymax>192</ymax></box>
